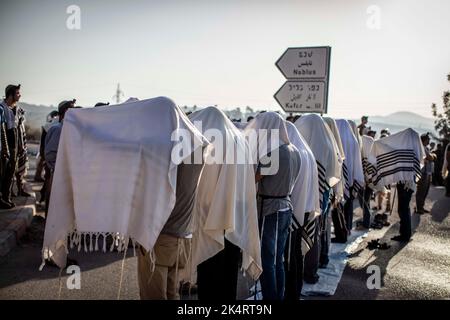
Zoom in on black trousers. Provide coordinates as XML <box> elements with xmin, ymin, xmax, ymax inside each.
<box><xmin>284</xmin><ymin>228</ymin><xmax>304</xmax><ymax>300</ymax></box>
<box><xmin>397</xmin><ymin>183</ymin><xmax>413</xmax><ymax>240</ymax></box>
<box><xmin>343</xmin><ymin>187</ymin><xmax>355</xmax><ymax>231</ymax></box>
<box><xmin>416</xmin><ymin>174</ymin><xmax>431</xmax><ymax>211</ymax></box>
<box><xmin>332</xmin><ymin>204</ymin><xmax>348</xmax><ymax>242</ymax></box>
<box><xmin>446</xmin><ymin>174</ymin><xmax>450</xmax><ymax>195</ymax></box>
<box><xmin>1</xmin><ymin>129</ymin><xmax>17</xmax><ymax>201</ymax></box>
<box><xmin>197</xmin><ymin>239</ymin><xmax>241</xmax><ymax>301</ymax></box>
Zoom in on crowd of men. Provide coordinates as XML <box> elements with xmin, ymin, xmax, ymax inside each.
<box><xmin>2</xmin><ymin>84</ymin><xmax>450</xmax><ymax>301</ymax></box>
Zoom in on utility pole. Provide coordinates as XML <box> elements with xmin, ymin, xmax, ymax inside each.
<box><xmin>113</xmin><ymin>83</ymin><xmax>124</xmax><ymax>104</ymax></box>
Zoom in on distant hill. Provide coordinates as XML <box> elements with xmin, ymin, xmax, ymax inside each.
<box><xmin>19</xmin><ymin>102</ymin><xmax>57</xmax><ymax>129</ymax></box>
<box><xmin>18</xmin><ymin>102</ymin><xmax>439</xmax><ymax>140</ymax></box>
<box><xmin>354</xmin><ymin>111</ymin><xmax>437</xmax><ymax>138</ymax></box>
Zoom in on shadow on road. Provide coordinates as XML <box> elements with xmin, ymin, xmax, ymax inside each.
<box><xmin>0</xmin><ymin>216</ymin><xmax>137</xmax><ymax>290</ymax></box>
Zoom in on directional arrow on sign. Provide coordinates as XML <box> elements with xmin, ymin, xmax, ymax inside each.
<box><xmin>276</xmin><ymin>47</ymin><xmax>330</xmax><ymax>80</ymax></box>
<box><xmin>274</xmin><ymin>80</ymin><xmax>327</xmax><ymax>113</ymax></box>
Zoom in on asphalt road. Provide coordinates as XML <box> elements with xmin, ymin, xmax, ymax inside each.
<box><xmin>0</xmin><ymin>155</ymin><xmax>449</xmax><ymax>299</ymax></box>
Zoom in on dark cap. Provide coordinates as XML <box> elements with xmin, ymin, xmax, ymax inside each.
<box><xmin>421</xmin><ymin>132</ymin><xmax>430</xmax><ymax>140</ymax></box>
<box><xmin>94</xmin><ymin>102</ymin><xmax>110</xmax><ymax>107</ymax></box>
<box><xmin>58</xmin><ymin>99</ymin><xmax>76</xmax><ymax>114</ymax></box>
<box><xmin>362</xmin><ymin>115</ymin><xmax>369</xmax><ymax>120</ymax></box>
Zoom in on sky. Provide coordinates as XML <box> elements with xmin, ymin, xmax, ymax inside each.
<box><xmin>0</xmin><ymin>0</ymin><xmax>449</xmax><ymax>119</ymax></box>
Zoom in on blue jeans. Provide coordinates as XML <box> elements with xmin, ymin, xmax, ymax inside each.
<box><xmin>260</xmin><ymin>209</ymin><xmax>292</xmax><ymax>300</ymax></box>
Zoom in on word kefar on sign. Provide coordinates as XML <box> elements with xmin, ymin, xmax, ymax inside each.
<box><xmin>274</xmin><ymin>46</ymin><xmax>331</xmax><ymax>114</ymax></box>
<box><xmin>274</xmin><ymin>81</ymin><xmax>326</xmax><ymax>113</ymax></box>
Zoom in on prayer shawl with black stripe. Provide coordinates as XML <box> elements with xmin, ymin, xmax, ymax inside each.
<box><xmin>16</xmin><ymin>108</ymin><xmax>28</xmax><ymax>179</ymax></box>
<box><xmin>323</xmin><ymin>117</ymin><xmax>346</xmax><ymax>202</ymax></box>
<box><xmin>370</xmin><ymin>128</ymin><xmax>424</xmax><ymax>191</ymax></box>
<box><xmin>42</xmin><ymin>97</ymin><xmax>209</xmax><ymax>269</ymax></box>
<box><xmin>186</xmin><ymin>107</ymin><xmax>262</xmax><ymax>281</ymax></box>
<box><xmin>361</xmin><ymin>135</ymin><xmax>377</xmax><ymax>186</ymax></box>
<box><xmin>443</xmin><ymin>143</ymin><xmax>449</xmax><ymax>179</ymax></box>
<box><xmin>295</xmin><ymin>114</ymin><xmax>342</xmax><ymax>210</ymax></box>
<box><xmin>335</xmin><ymin>119</ymin><xmax>365</xmax><ymax>199</ymax></box>
<box><xmin>285</xmin><ymin>121</ymin><xmax>320</xmax><ymax>253</ymax></box>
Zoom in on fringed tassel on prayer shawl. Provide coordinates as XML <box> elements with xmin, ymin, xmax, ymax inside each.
<box><xmin>40</xmin><ymin>231</ymin><xmax>138</xmax><ymax>271</ymax></box>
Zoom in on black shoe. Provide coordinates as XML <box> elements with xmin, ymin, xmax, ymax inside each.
<box><xmin>34</xmin><ymin>177</ymin><xmax>45</xmax><ymax>182</ymax></box>
<box><xmin>18</xmin><ymin>190</ymin><xmax>32</xmax><ymax>197</ymax></box>
<box><xmin>423</xmin><ymin>209</ymin><xmax>430</xmax><ymax>213</ymax></box>
<box><xmin>304</xmin><ymin>275</ymin><xmax>320</xmax><ymax>284</ymax></box>
<box><xmin>0</xmin><ymin>198</ymin><xmax>14</xmax><ymax>210</ymax></box>
<box><xmin>391</xmin><ymin>235</ymin><xmax>411</xmax><ymax>242</ymax></box>
<box><xmin>331</xmin><ymin>237</ymin><xmax>347</xmax><ymax>243</ymax></box>
<box><xmin>66</xmin><ymin>257</ymin><xmax>78</xmax><ymax>267</ymax></box>
<box><xmin>416</xmin><ymin>210</ymin><xmax>425</xmax><ymax>215</ymax></box>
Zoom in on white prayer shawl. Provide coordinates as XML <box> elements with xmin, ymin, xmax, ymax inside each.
<box><xmin>323</xmin><ymin>117</ymin><xmax>345</xmax><ymax>161</ymax></box>
<box><xmin>361</xmin><ymin>135</ymin><xmax>377</xmax><ymax>186</ymax></box>
<box><xmin>348</xmin><ymin>120</ymin><xmax>362</xmax><ymax>149</ymax></box>
<box><xmin>370</xmin><ymin>128</ymin><xmax>424</xmax><ymax>191</ymax></box>
<box><xmin>42</xmin><ymin>97</ymin><xmax>208</xmax><ymax>269</ymax></box>
<box><xmin>442</xmin><ymin>143</ymin><xmax>449</xmax><ymax>179</ymax></box>
<box><xmin>243</xmin><ymin>112</ymin><xmax>290</xmax><ymax>165</ymax></box>
<box><xmin>285</xmin><ymin>122</ymin><xmax>321</xmax><ymax>253</ymax></box>
<box><xmin>187</xmin><ymin>107</ymin><xmax>262</xmax><ymax>281</ymax></box>
<box><xmin>294</xmin><ymin>114</ymin><xmax>342</xmax><ymax>209</ymax></box>
<box><xmin>335</xmin><ymin>119</ymin><xmax>365</xmax><ymax>199</ymax></box>
<box><xmin>323</xmin><ymin>117</ymin><xmax>346</xmax><ymax>201</ymax></box>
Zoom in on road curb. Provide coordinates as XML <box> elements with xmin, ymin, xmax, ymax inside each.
<box><xmin>0</xmin><ymin>188</ymin><xmax>37</xmax><ymax>257</ymax></box>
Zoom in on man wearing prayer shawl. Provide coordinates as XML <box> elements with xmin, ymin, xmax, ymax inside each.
<box><xmin>244</xmin><ymin>112</ymin><xmax>301</xmax><ymax>300</ymax></box>
<box><xmin>294</xmin><ymin>114</ymin><xmax>342</xmax><ymax>284</ymax></box>
<box><xmin>369</xmin><ymin>128</ymin><xmax>424</xmax><ymax>242</ymax></box>
<box><xmin>41</xmin><ymin>97</ymin><xmax>209</xmax><ymax>300</ymax></box>
<box><xmin>360</xmin><ymin>134</ymin><xmax>377</xmax><ymax>228</ymax></box>
<box><xmin>415</xmin><ymin>133</ymin><xmax>436</xmax><ymax>214</ymax></box>
<box><xmin>443</xmin><ymin>142</ymin><xmax>450</xmax><ymax>197</ymax></box>
<box><xmin>184</xmin><ymin>106</ymin><xmax>261</xmax><ymax>301</ymax></box>
<box><xmin>335</xmin><ymin>119</ymin><xmax>365</xmax><ymax>233</ymax></box>
<box><xmin>323</xmin><ymin>117</ymin><xmax>348</xmax><ymax>243</ymax></box>
<box><xmin>284</xmin><ymin>121</ymin><xmax>320</xmax><ymax>300</ymax></box>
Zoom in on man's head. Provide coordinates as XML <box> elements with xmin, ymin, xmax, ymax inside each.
<box><xmin>380</xmin><ymin>128</ymin><xmax>390</xmax><ymax>137</ymax></box>
<box><xmin>4</xmin><ymin>84</ymin><xmax>21</xmax><ymax>104</ymax></box>
<box><xmin>361</xmin><ymin>115</ymin><xmax>368</xmax><ymax>125</ymax></box>
<box><xmin>421</xmin><ymin>133</ymin><xmax>430</xmax><ymax>146</ymax></box>
<box><xmin>247</xmin><ymin>116</ymin><xmax>254</xmax><ymax>122</ymax></box>
<box><xmin>367</xmin><ymin>129</ymin><xmax>376</xmax><ymax>138</ymax></box>
<box><xmin>46</xmin><ymin>110</ymin><xmax>59</xmax><ymax>123</ymax></box>
<box><xmin>430</xmin><ymin>142</ymin><xmax>436</xmax><ymax>150</ymax></box>
<box><xmin>58</xmin><ymin>99</ymin><xmax>76</xmax><ymax>121</ymax></box>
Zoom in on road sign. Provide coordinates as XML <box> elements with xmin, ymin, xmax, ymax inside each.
<box><xmin>276</xmin><ymin>47</ymin><xmax>331</xmax><ymax>80</ymax></box>
<box><xmin>274</xmin><ymin>81</ymin><xmax>327</xmax><ymax>113</ymax></box>
<box><xmin>274</xmin><ymin>46</ymin><xmax>331</xmax><ymax>113</ymax></box>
